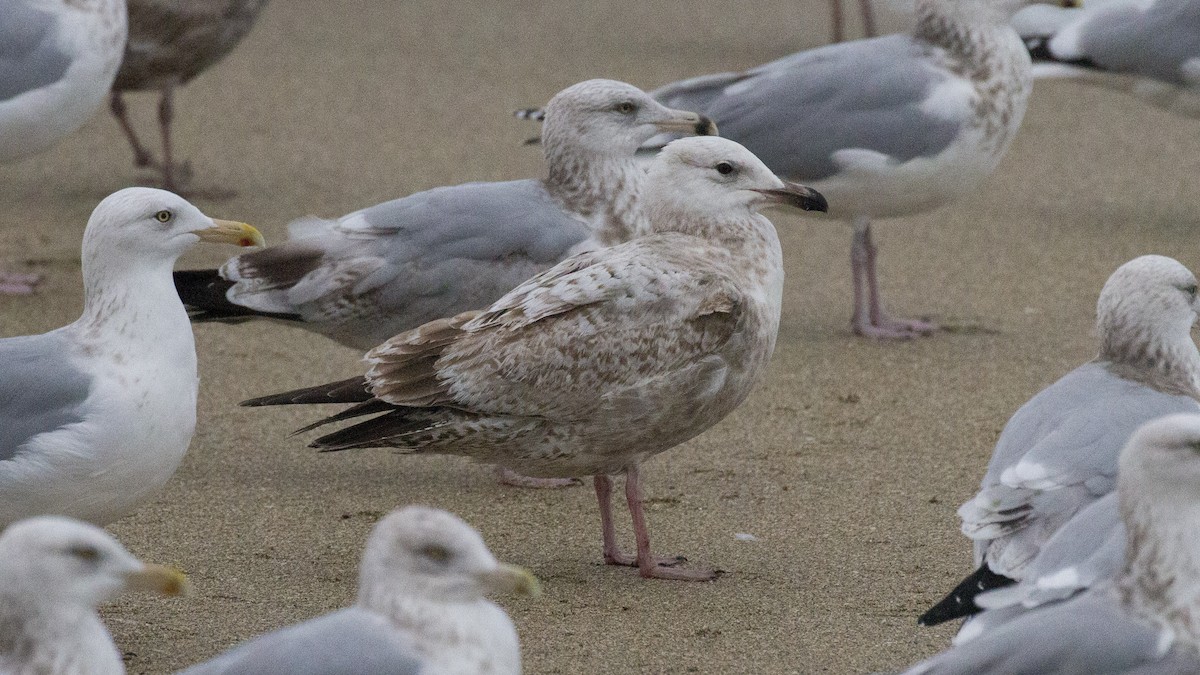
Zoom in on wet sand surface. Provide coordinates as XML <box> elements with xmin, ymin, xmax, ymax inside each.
<box><xmin>2</xmin><ymin>1</ymin><xmax>1197</xmax><ymax>672</ymax></box>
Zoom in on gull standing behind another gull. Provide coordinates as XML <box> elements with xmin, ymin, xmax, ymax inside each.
<box><xmin>241</xmin><ymin>137</ymin><xmax>828</xmax><ymax>581</ymax></box>
<box><xmin>175</xmin><ymin>79</ymin><xmax>715</xmax><ymax>489</ymax></box>
<box><xmin>178</xmin><ymin>506</ymin><xmax>537</xmax><ymax>675</ymax></box>
<box><xmin>0</xmin><ymin>188</ymin><xmax>263</xmax><ymax>528</ymax></box>
<box><xmin>902</xmin><ymin>415</ymin><xmax>1200</xmax><ymax>674</ymax></box>
<box><xmin>647</xmin><ymin>0</ymin><xmax>1034</xmax><ymax>338</ymax></box>
<box><xmin>919</xmin><ymin>255</ymin><xmax>1200</xmax><ymax>626</ymax></box>
<box><xmin>1013</xmin><ymin>0</ymin><xmax>1200</xmax><ymax>118</ymax></box>
<box><xmin>0</xmin><ymin>516</ymin><xmax>188</xmax><ymax>675</ymax></box>
<box><xmin>110</xmin><ymin>0</ymin><xmax>270</xmax><ymax>193</ymax></box>
<box><xmin>829</xmin><ymin>0</ymin><xmax>877</xmax><ymax>42</ymax></box>
<box><xmin>0</xmin><ymin>0</ymin><xmax>127</xmax><ymax>295</ymax></box>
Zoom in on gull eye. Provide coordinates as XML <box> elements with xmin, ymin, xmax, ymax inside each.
<box><xmin>1182</xmin><ymin>284</ymin><xmax>1198</xmax><ymax>296</ymax></box>
<box><xmin>715</xmin><ymin>161</ymin><xmax>736</xmax><ymax>176</ymax></box>
<box><xmin>418</xmin><ymin>544</ymin><xmax>452</xmax><ymax>564</ymax></box>
<box><xmin>155</xmin><ymin>210</ymin><xmax>173</xmax><ymax>223</ymax></box>
<box><xmin>68</xmin><ymin>544</ymin><xmax>101</xmax><ymax>562</ymax></box>
<box><xmin>614</xmin><ymin>101</ymin><xmax>637</xmax><ymax>114</ymax></box>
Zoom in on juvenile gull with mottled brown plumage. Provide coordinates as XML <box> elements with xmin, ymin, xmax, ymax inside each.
<box><xmin>243</xmin><ymin>137</ymin><xmax>827</xmax><ymax>581</ymax></box>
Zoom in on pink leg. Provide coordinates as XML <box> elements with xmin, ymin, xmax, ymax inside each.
<box><xmin>594</xmin><ymin>474</ymin><xmax>686</xmax><ymax>569</ymax></box>
<box><xmin>830</xmin><ymin>0</ymin><xmax>845</xmax><ymax>43</ymax></box>
<box><xmin>110</xmin><ymin>92</ymin><xmax>157</xmax><ymax>168</ymax></box>
<box><xmin>494</xmin><ymin>466</ymin><xmax>580</xmax><ymax>489</ymax></box>
<box><xmin>0</xmin><ymin>270</ymin><xmax>39</xmax><ymax>295</ymax></box>
<box><xmin>860</xmin><ymin>0</ymin><xmax>877</xmax><ymax>37</ymax></box>
<box><xmin>850</xmin><ymin>218</ymin><xmax>936</xmax><ymax>339</ymax></box>
<box><xmin>158</xmin><ymin>85</ymin><xmax>184</xmax><ymax>192</ymax></box>
<box><xmin>624</xmin><ymin>466</ymin><xmax>716</xmax><ymax>581</ymax></box>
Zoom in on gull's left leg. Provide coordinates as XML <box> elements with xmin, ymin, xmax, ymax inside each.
<box><xmin>624</xmin><ymin>465</ymin><xmax>716</xmax><ymax>581</ymax></box>
<box><xmin>851</xmin><ymin>217</ymin><xmax>936</xmax><ymax>339</ymax></box>
<box><xmin>860</xmin><ymin>0</ymin><xmax>877</xmax><ymax>37</ymax></box>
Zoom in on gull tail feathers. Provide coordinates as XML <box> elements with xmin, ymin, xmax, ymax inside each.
<box><xmin>917</xmin><ymin>564</ymin><xmax>1016</xmax><ymax>626</ymax></box>
<box><xmin>241</xmin><ymin>376</ymin><xmax>373</xmax><ymax>407</ymax></box>
<box><xmin>173</xmin><ymin>269</ymin><xmax>303</xmax><ymax>323</ymax></box>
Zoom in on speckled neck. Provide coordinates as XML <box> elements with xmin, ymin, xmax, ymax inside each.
<box><xmin>1100</xmin><ymin>324</ymin><xmax>1200</xmax><ymax>399</ymax></box>
<box><xmin>1119</xmin><ymin>491</ymin><xmax>1200</xmax><ymax>651</ymax></box>
<box><xmin>543</xmin><ymin>143</ymin><xmax>647</xmax><ymax>247</ymax></box>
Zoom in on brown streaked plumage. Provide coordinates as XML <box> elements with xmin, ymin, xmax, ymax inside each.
<box><xmin>245</xmin><ymin>137</ymin><xmax>828</xmax><ymax>581</ymax></box>
<box><xmin>109</xmin><ymin>0</ymin><xmax>269</xmax><ymax>192</ymax></box>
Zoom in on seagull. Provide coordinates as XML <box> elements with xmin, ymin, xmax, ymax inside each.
<box><xmin>902</xmin><ymin>414</ymin><xmax>1200</xmax><ymax>675</ymax></box>
<box><xmin>241</xmin><ymin>137</ymin><xmax>827</xmax><ymax>581</ymax></box>
<box><xmin>0</xmin><ymin>515</ymin><xmax>187</xmax><ymax>675</ymax></box>
<box><xmin>110</xmin><ymin>0</ymin><xmax>270</xmax><ymax>192</ymax></box>
<box><xmin>0</xmin><ymin>187</ymin><xmax>263</xmax><ymax>528</ymax></box>
<box><xmin>1</xmin><ymin>0</ymin><xmax>128</xmax><ymax>295</ymax></box>
<box><xmin>647</xmin><ymin>0</ymin><xmax>1034</xmax><ymax>338</ymax></box>
<box><xmin>175</xmin><ymin>79</ymin><xmax>714</xmax><ymax>490</ymax></box>
<box><xmin>178</xmin><ymin>506</ymin><xmax>537</xmax><ymax>675</ymax></box>
<box><xmin>1013</xmin><ymin>0</ymin><xmax>1200</xmax><ymax>118</ymax></box>
<box><xmin>919</xmin><ymin>255</ymin><xmax>1200</xmax><ymax>626</ymax></box>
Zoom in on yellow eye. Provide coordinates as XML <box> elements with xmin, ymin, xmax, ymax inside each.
<box><xmin>155</xmin><ymin>210</ymin><xmax>172</xmax><ymax>223</ymax></box>
<box><xmin>419</xmin><ymin>544</ymin><xmax>452</xmax><ymax>563</ymax></box>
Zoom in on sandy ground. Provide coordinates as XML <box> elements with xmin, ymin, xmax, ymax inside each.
<box><xmin>2</xmin><ymin>1</ymin><xmax>1198</xmax><ymax>673</ymax></box>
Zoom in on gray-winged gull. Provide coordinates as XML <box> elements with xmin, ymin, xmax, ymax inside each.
<box><xmin>0</xmin><ymin>187</ymin><xmax>263</xmax><ymax>528</ymax></box>
<box><xmin>903</xmin><ymin>414</ymin><xmax>1200</xmax><ymax>674</ymax></box>
<box><xmin>646</xmin><ymin>0</ymin><xmax>1033</xmax><ymax>338</ymax></box>
<box><xmin>241</xmin><ymin>137</ymin><xmax>827</xmax><ymax>580</ymax></box>
<box><xmin>1</xmin><ymin>0</ymin><xmax>128</xmax><ymax>295</ymax></box>
<box><xmin>919</xmin><ymin>255</ymin><xmax>1200</xmax><ymax>625</ymax></box>
<box><xmin>0</xmin><ymin>515</ymin><xmax>188</xmax><ymax>674</ymax></box>
<box><xmin>110</xmin><ymin>0</ymin><xmax>270</xmax><ymax>192</ymax></box>
<box><xmin>178</xmin><ymin>506</ymin><xmax>537</xmax><ymax>675</ymax></box>
<box><xmin>173</xmin><ymin>79</ymin><xmax>716</xmax><ymax>349</ymax></box>
<box><xmin>1013</xmin><ymin>0</ymin><xmax>1200</xmax><ymax>118</ymax></box>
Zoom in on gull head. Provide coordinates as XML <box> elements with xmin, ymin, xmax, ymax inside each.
<box><xmin>541</xmin><ymin>79</ymin><xmax>716</xmax><ymax>158</ymax></box>
<box><xmin>358</xmin><ymin>506</ymin><xmax>539</xmax><ymax>607</ymax></box>
<box><xmin>81</xmin><ymin>188</ymin><xmax>262</xmax><ymax>268</ymax></box>
<box><xmin>1119</xmin><ymin>414</ymin><xmax>1200</xmax><ymax>503</ymax></box>
<box><xmin>0</xmin><ymin>516</ymin><xmax>188</xmax><ymax>610</ymax></box>
<box><xmin>643</xmin><ymin>136</ymin><xmax>827</xmax><ymax>229</ymax></box>
<box><xmin>1097</xmin><ymin>255</ymin><xmax>1200</xmax><ymax>360</ymax></box>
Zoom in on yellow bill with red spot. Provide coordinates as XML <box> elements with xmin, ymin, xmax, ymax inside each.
<box><xmin>195</xmin><ymin>219</ymin><xmax>264</xmax><ymax>247</ymax></box>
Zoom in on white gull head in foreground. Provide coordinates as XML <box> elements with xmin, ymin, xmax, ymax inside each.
<box><xmin>0</xmin><ymin>516</ymin><xmax>187</xmax><ymax>675</ymax></box>
<box><xmin>904</xmin><ymin>414</ymin><xmax>1200</xmax><ymax>674</ymax></box>
<box><xmin>920</xmin><ymin>255</ymin><xmax>1200</xmax><ymax>626</ymax></box>
<box><xmin>645</xmin><ymin>0</ymin><xmax>1034</xmax><ymax>338</ymax></box>
<box><xmin>242</xmin><ymin>136</ymin><xmax>826</xmax><ymax>580</ymax></box>
<box><xmin>178</xmin><ymin>506</ymin><xmax>538</xmax><ymax>675</ymax></box>
<box><xmin>0</xmin><ymin>187</ymin><xmax>263</xmax><ymax>528</ymax></box>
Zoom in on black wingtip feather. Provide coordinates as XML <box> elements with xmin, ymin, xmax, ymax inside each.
<box><xmin>241</xmin><ymin>376</ymin><xmax>373</xmax><ymax>407</ymax></box>
<box><xmin>918</xmin><ymin>565</ymin><xmax>1017</xmax><ymax>626</ymax></box>
<box><xmin>173</xmin><ymin>268</ymin><xmax>304</xmax><ymax>324</ymax></box>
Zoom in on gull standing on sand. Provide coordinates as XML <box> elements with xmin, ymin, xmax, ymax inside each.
<box><xmin>649</xmin><ymin>0</ymin><xmax>1033</xmax><ymax>338</ymax></box>
<box><xmin>0</xmin><ymin>516</ymin><xmax>188</xmax><ymax>675</ymax></box>
<box><xmin>176</xmin><ymin>79</ymin><xmax>714</xmax><ymax>489</ymax></box>
<box><xmin>1013</xmin><ymin>0</ymin><xmax>1200</xmax><ymax>118</ymax></box>
<box><xmin>110</xmin><ymin>0</ymin><xmax>270</xmax><ymax>192</ymax></box>
<box><xmin>242</xmin><ymin>137</ymin><xmax>827</xmax><ymax>580</ymax></box>
<box><xmin>179</xmin><ymin>506</ymin><xmax>537</xmax><ymax>675</ymax></box>
<box><xmin>0</xmin><ymin>0</ymin><xmax>127</xmax><ymax>295</ymax></box>
<box><xmin>0</xmin><ymin>188</ymin><xmax>263</xmax><ymax>527</ymax></box>
<box><xmin>903</xmin><ymin>415</ymin><xmax>1200</xmax><ymax>674</ymax></box>
<box><xmin>828</xmin><ymin>0</ymin><xmax>877</xmax><ymax>43</ymax></box>
<box><xmin>920</xmin><ymin>255</ymin><xmax>1200</xmax><ymax>625</ymax></box>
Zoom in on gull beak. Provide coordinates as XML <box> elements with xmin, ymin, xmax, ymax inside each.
<box><xmin>194</xmin><ymin>219</ymin><xmax>265</xmax><ymax>247</ymax></box>
<box><xmin>125</xmin><ymin>564</ymin><xmax>190</xmax><ymax>597</ymax></box>
<box><xmin>752</xmin><ymin>181</ymin><xmax>828</xmax><ymax>213</ymax></box>
<box><xmin>480</xmin><ymin>563</ymin><xmax>541</xmax><ymax>598</ymax></box>
<box><xmin>653</xmin><ymin>108</ymin><xmax>718</xmax><ymax>137</ymax></box>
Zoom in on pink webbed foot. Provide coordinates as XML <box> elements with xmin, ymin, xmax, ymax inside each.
<box><xmin>852</xmin><ymin>314</ymin><xmax>938</xmax><ymax>340</ymax></box>
<box><xmin>0</xmin><ymin>270</ymin><xmax>40</xmax><ymax>295</ymax></box>
<box><xmin>495</xmin><ymin>466</ymin><xmax>581</xmax><ymax>489</ymax></box>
